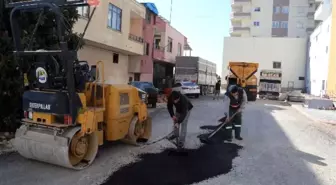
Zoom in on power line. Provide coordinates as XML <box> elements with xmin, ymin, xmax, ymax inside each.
<box><xmin>169</xmin><ymin>0</ymin><xmax>172</xmax><ymax>24</ymax></box>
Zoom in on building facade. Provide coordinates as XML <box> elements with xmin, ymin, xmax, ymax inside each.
<box><xmin>307</xmin><ymin>0</ymin><xmax>336</xmax><ymax>97</ymax></box>
<box><xmin>222</xmin><ymin>37</ymin><xmax>307</xmax><ymax>90</ymax></box>
<box><xmin>74</xmin><ymin>0</ymin><xmax>145</xmax><ymax>84</ymax></box>
<box><xmin>230</xmin><ymin>0</ymin><xmax>317</xmax><ymax>38</ymax></box>
<box><xmin>152</xmin><ymin>15</ymin><xmax>188</xmax><ymax>89</ymax></box>
<box><xmin>74</xmin><ymin>1</ymin><xmax>188</xmax><ymax>85</ymax></box>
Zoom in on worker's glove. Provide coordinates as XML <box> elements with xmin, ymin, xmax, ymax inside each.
<box><xmin>172</xmin><ymin>116</ymin><xmax>178</xmax><ymax>123</ymax></box>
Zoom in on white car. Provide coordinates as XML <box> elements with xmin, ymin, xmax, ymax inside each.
<box><xmin>178</xmin><ymin>81</ymin><xmax>200</xmax><ymax>98</ymax></box>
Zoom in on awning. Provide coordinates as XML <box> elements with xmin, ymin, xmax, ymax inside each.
<box><xmin>142</xmin><ymin>2</ymin><xmax>159</xmax><ymax>15</ymax></box>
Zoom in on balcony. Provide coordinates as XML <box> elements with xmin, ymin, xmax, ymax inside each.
<box><xmin>128</xmin><ymin>34</ymin><xmax>144</xmax><ymax>43</ymax></box>
<box><xmin>231</xmin><ymin>0</ymin><xmax>251</xmax><ymax>7</ymax></box>
<box><xmin>315</xmin><ymin>2</ymin><xmax>332</xmax><ymax>21</ymax></box>
<box><xmin>229</xmin><ymin>26</ymin><xmax>250</xmax><ymax>36</ymax></box>
<box><xmin>153</xmin><ymin>45</ymin><xmax>165</xmax><ymax>61</ymax></box>
<box><xmin>230</xmin><ymin>12</ymin><xmax>251</xmax><ymax>21</ymax></box>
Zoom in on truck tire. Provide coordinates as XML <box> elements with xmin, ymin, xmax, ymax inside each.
<box><xmin>195</xmin><ymin>94</ymin><xmax>199</xmax><ymax>98</ymax></box>
<box><xmin>152</xmin><ymin>102</ymin><xmax>157</xmax><ymax>108</ymax></box>
<box><xmin>249</xmin><ymin>95</ymin><xmax>257</xmax><ymax>102</ymax></box>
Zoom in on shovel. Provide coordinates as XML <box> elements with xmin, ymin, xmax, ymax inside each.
<box><xmin>199</xmin><ymin>111</ymin><xmax>239</xmax><ymax>144</ymax></box>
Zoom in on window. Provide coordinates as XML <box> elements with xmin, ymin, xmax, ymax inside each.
<box><xmin>281</xmin><ymin>6</ymin><xmax>289</xmax><ymax>14</ymax></box>
<box><xmin>145</xmin><ymin>11</ymin><xmax>151</xmax><ymax>24</ymax></box>
<box><xmin>144</xmin><ymin>43</ymin><xmax>149</xmax><ymax>55</ymax></box>
<box><xmin>309</xmin><ymin>3</ymin><xmax>313</xmax><ymax>8</ymax></box>
<box><xmin>254</xmin><ymin>7</ymin><xmax>261</xmax><ymax>12</ymax></box>
<box><xmin>113</xmin><ymin>53</ymin><xmax>119</xmax><ymax>64</ymax></box>
<box><xmin>108</xmin><ymin>4</ymin><xmax>122</xmax><ymax>31</ymax></box>
<box><xmin>273</xmin><ymin>6</ymin><xmax>280</xmax><ymax>13</ymax></box>
<box><xmin>322</xmin><ymin>80</ymin><xmax>325</xmax><ymax>90</ymax></box>
<box><xmin>253</xmin><ymin>21</ymin><xmax>260</xmax><ymax>26</ymax></box>
<box><xmin>326</xmin><ymin>46</ymin><xmax>329</xmax><ymax>53</ymax></box>
<box><xmin>77</xmin><ymin>6</ymin><xmax>90</xmax><ymax>18</ymax></box>
<box><xmin>297</xmin><ymin>7</ymin><xmax>304</xmax><ymax>14</ymax></box>
<box><xmin>296</xmin><ymin>21</ymin><xmax>303</xmax><ymax>28</ymax></box>
<box><xmin>273</xmin><ymin>61</ymin><xmax>281</xmax><ymax>69</ymax></box>
<box><xmin>327</xmin><ymin>25</ymin><xmax>330</xmax><ymax>32</ymax></box>
<box><xmin>167</xmin><ymin>37</ymin><xmax>173</xmax><ymax>52</ymax></box>
<box><xmin>272</xmin><ymin>21</ymin><xmax>279</xmax><ymax>28</ymax></box>
<box><xmin>280</xmin><ymin>21</ymin><xmax>288</xmax><ymax>28</ymax></box>
<box><xmin>298</xmin><ymin>77</ymin><xmax>305</xmax><ymax>80</ymax></box>
<box><xmin>177</xmin><ymin>43</ymin><xmax>182</xmax><ymax>56</ymax></box>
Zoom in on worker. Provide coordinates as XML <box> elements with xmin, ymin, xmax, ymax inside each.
<box><xmin>213</xmin><ymin>80</ymin><xmax>221</xmax><ymax>100</ymax></box>
<box><xmin>222</xmin><ymin>84</ymin><xmax>247</xmax><ymax>142</ymax></box>
<box><xmin>167</xmin><ymin>90</ymin><xmax>194</xmax><ymax>148</ymax></box>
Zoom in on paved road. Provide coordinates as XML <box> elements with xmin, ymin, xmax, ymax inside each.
<box><xmin>0</xmin><ymin>96</ymin><xmax>335</xmax><ymax>185</ymax></box>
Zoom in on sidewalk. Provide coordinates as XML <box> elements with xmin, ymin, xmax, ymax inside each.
<box><xmin>291</xmin><ymin>103</ymin><xmax>336</xmax><ymax>125</ymax></box>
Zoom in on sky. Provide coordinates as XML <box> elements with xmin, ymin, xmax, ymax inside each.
<box><xmin>138</xmin><ymin>0</ymin><xmax>231</xmax><ymax>76</ymax></box>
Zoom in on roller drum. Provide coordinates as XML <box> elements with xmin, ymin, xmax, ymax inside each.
<box><xmin>13</xmin><ymin>124</ymin><xmax>98</xmax><ymax>170</ymax></box>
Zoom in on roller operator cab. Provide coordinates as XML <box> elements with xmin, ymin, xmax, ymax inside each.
<box><xmin>9</xmin><ymin>0</ymin><xmax>152</xmax><ymax>170</ymax></box>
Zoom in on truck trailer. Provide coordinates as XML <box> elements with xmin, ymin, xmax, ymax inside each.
<box><xmin>258</xmin><ymin>70</ymin><xmax>282</xmax><ymax>99</ymax></box>
<box><xmin>175</xmin><ymin>56</ymin><xmax>217</xmax><ymax>95</ymax></box>
<box><xmin>225</xmin><ymin>62</ymin><xmax>259</xmax><ymax>101</ymax></box>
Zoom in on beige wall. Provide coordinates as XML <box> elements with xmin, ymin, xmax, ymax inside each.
<box><xmin>78</xmin><ymin>45</ymin><xmax>130</xmax><ymax>84</ymax></box>
<box><xmin>74</xmin><ymin>0</ymin><xmax>145</xmax><ymax>55</ymax></box>
<box><xmin>74</xmin><ymin>0</ymin><xmax>146</xmax><ymax>84</ymax></box>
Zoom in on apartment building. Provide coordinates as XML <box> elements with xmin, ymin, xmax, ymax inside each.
<box><xmin>152</xmin><ymin>15</ymin><xmax>187</xmax><ymax>88</ymax></box>
<box><xmin>230</xmin><ymin>0</ymin><xmax>317</xmax><ymax>38</ymax></box>
<box><xmin>74</xmin><ymin>0</ymin><xmax>145</xmax><ymax>84</ymax></box>
<box><xmin>307</xmin><ymin>0</ymin><xmax>336</xmax><ymax>96</ymax></box>
<box><xmin>222</xmin><ymin>0</ymin><xmax>321</xmax><ymax>90</ymax></box>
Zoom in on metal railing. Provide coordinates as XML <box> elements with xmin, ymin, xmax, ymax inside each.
<box><xmin>128</xmin><ymin>33</ymin><xmax>144</xmax><ymax>43</ymax></box>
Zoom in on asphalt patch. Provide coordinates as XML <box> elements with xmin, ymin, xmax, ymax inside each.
<box><xmin>200</xmin><ymin>125</ymin><xmax>219</xmax><ymax>130</ymax></box>
<box><xmin>101</xmin><ymin>143</ymin><xmax>243</xmax><ymax>185</ymax></box>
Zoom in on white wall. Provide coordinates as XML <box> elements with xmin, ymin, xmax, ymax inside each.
<box><xmin>250</xmin><ymin>0</ymin><xmax>273</xmax><ymax>37</ymax></box>
<box><xmin>222</xmin><ymin>37</ymin><xmax>307</xmax><ymax>90</ymax></box>
<box><xmin>308</xmin><ymin>15</ymin><xmax>332</xmax><ymax>96</ymax></box>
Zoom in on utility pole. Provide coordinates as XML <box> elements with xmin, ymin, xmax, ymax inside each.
<box><xmin>169</xmin><ymin>0</ymin><xmax>172</xmax><ymax>24</ymax></box>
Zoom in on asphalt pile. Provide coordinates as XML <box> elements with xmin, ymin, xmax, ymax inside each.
<box><xmin>101</xmin><ymin>143</ymin><xmax>243</xmax><ymax>185</ymax></box>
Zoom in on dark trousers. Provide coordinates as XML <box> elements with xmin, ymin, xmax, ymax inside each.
<box><xmin>222</xmin><ymin>109</ymin><xmax>242</xmax><ymax>140</ymax></box>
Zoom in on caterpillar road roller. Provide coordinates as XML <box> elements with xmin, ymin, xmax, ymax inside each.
<box><xmin>8</xmin><ymin>0</ymin><xmax>152</xmax><ymax>169</ymax></box>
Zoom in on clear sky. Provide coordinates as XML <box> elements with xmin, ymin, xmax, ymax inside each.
<box><xmin>138</xmin><ymin>0</ymin><xmax>231</xmax><ymax>76</ymax></box>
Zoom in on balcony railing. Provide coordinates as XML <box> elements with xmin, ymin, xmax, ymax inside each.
<box><xmin>231</xmin><ymin>0</ymin><xmax>251</xmax><ymax>4</ymax></box>
<box><xmin>230</xmin><ymin>12</ymin><xmax>251</xmax><ymax>19</ymax></box>
<box><xmin>128</xmin><ymin>33</ymin><xmax>144</xmax><ymax>43</ymax></box>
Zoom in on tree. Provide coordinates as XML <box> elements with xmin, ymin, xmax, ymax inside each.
<box><xmin>0</xmin><ymin>0</ymin><xmax>82</xmax><ymax>132</ymax></box>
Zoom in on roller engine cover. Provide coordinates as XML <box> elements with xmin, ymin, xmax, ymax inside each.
<box><xmin>22</xmin><ymin>91</ymin><xmax>83</xmax><ymax>115</ymax></box>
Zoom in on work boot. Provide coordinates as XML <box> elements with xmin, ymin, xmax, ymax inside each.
<box><xmin>235</xmin><ymin>136</ymin><xmax>243</xmax><ymax>140</ymax></box>
<box><xmin>223</xmin><ymin>138</ymin><xmax>232</xmax><ymax>143</ymax></box>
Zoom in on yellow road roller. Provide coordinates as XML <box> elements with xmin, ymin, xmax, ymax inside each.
<box><xmin>8</xmin><ymin>0</ymin><xmax>152</xmax><ymax>170</ymax></box>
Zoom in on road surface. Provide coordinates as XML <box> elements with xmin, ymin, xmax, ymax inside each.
<box><xmin>0</xmin><ymin>96</ymin><xmax>335</xmax><ymax>185</ymax></box>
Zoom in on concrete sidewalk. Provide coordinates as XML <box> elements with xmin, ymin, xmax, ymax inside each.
<box><xmin>291</xmin><ymin>103</ymin><xmax>336</xmax><ymax>125</ymax></box>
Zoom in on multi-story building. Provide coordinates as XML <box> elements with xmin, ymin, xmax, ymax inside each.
<box><xmin>230</xmin><ymin>0</ymin><xmax>317</xmax><ymax>38</ymax></box>
<box><xmin>307</xmin><ymin>0</ymin><xmax>335</xmax><ymax>96</ymax></box>
<box><xmin>152</xmin><ymin>15</ymin><xmax>188</xmax><ymax>88</ymax></box>
<box><xmin>74</xmin><ymin>0</ymin><xmax>145</xmax><ymax>84</ymax></box>
<box><xmin>222</xmin><ymin>0</ymin><xmax>322</xmax><ymax>90</ymax></box>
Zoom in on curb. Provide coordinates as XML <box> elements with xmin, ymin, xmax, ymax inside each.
<box><xmin>291</xmin><ymin>104</ymin><xmax>336</xmax><ymax>126</ymax></box>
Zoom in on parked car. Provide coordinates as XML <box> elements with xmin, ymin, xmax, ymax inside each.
<box><xmin>129</xmin><ymin>81</ymin><xmax>158</xmax><ymax>107</ymax></box>
<box><xmin>177</xmin><ymin>81</ymin><xmax>200</xmax><ymax>98</ymax></box>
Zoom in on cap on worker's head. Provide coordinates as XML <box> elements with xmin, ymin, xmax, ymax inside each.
<box><xmin>229</xmin><ymin>85</ymin><xmax>239</xmax><ymax>94</ymax></box>
<box><xmin>171</xmin><ymin>91</ymin><xmax>181</xmax><ymax>100</ymax></box>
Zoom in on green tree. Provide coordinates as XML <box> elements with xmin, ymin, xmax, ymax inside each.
<box><xmin>0</xmin><ymin>1</ymin><xmax>83</xmax><ymax>132</ymax></box>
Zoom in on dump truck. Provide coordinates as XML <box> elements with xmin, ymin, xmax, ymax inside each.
<box><xmin>9</xmin><ymin>0</ymin><xmax>152</xmax><ymax>170</ymax></box>
<box><xmin>225</xmin><ymin>62</ymin><xmax>259</xmax><ymax>101</ymax></box>
<box><xmin>175</xmin><ymin>56</ymin><xmax>217</xmax><ymax>95</ymax></box>
<box><xmin>259</xmin><ymin>70</ymin><xmax>282</xmax><ymax>99</ymax></box>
